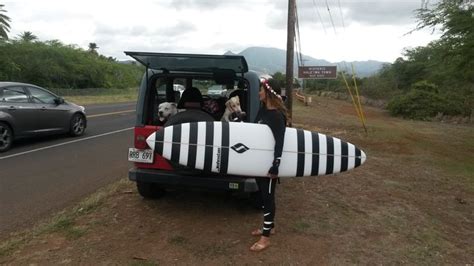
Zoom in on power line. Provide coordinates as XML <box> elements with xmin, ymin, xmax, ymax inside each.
<box><xmin>323</xmin><ymin>0</ymin><xmax>349</xmax><ymax>73</ymax></box>
<box><xmin>312</xmin><ymin>0</ymin><xmax>328</xmax><ymax>35</ymax></box>
<box><xmin>325</xmin><ymin>0</ymin><xmax>337</xmax><ymax>34</ymax></box>
<box><xmin>295</xmin><ymin>1</ymin><xmax>304</xmax><ymax>67</ymax></box>
<box><xmin>337</xmin><ymin>0</ymin><xmax>346</xmax><ymax>29</ymax></box>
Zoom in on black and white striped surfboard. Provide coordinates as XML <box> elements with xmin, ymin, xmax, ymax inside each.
<box><xmin>146</xmin><ymin>121</ymin><xmax>367</xmax><ymax>178</ymax></box>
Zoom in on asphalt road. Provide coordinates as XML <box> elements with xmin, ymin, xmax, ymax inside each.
<box><xmin>0</xmin><ymin>102</ymin><xmax>137</xmax><ymax>238</ymax></box>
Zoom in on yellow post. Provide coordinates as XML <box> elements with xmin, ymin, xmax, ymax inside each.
<box><xmin>351</xmin><ymin>64</ymin><xmax>367</xmax><ymax>126</ymax></box>
<box><xmin>341</xmin><ymin>72</ymin><xmax>367</xmax><ymax>134</ymax></box>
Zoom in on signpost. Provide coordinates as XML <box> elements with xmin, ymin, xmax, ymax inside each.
<box><xmin>298</xmin><ymin>66</ymin><xmax>337</xmax><ymax>79</ymax></box>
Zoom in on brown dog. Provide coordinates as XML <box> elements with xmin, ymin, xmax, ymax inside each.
<box><xmin>221</xmin><ymin>96</ymin><xmax>245</xmax><ymax>122</ymax></box>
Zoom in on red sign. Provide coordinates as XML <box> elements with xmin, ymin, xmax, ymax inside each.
<box><xmin>298</xmin><ymin>66</ymin><xmax>337</xmax><ymax>79</ymax></box>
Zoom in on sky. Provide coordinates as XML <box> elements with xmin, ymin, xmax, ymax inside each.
<box><xmin>3</xmin><ymin>0</ymin><xmax>441</xmax><ymax>63</ymax></box>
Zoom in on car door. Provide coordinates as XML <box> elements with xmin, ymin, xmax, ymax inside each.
<box><xmin>27</xmin><ymin>86</ymin><xmax>70</xmax><ymax>133</ymax></box>
<box><xmin>0</xmin><ymin>86</ymin><xmax>39</xmax><ymax>136</ymax></box>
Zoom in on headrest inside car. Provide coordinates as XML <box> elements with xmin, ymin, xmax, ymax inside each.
<box><xmin>213</xmin><ymin>69</ymin><xmax>236</xmax><ymax>85</ymax></box>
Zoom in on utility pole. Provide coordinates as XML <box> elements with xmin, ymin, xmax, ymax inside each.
<box><xmin>286</xmin><ymin>0</ymin><xmax>296</xmax><ymax>125</ymax></box>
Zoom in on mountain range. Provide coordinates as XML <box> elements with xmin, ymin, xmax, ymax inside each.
<box><xmin>225</xmin><ymin>47</ymin><xmax>389</xmax><ymax>77</ymax></box>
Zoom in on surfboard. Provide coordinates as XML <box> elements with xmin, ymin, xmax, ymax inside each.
<box><xmin>146</xmin><ymin>121</ymin><xmax>367</xmax><ymax>178</ymax></box>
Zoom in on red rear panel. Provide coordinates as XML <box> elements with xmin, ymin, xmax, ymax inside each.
<box><xmin>134</xmin><ymin>125</ymin><xmax>173</xmax><ymax>170</ymax></box>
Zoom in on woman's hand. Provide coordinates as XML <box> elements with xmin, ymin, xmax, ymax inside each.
<box><xmin>267</xmin><ymin>158</ymin><xmax>280</xmax><ymax>179</ymax></box>
<box><xmin>267</xmin><ymin>172</ymin><xmax>279</xmax><ymax>179</ymax></box>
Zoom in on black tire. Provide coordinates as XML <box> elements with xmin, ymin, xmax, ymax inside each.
<box><xmin>136</xmin><ymin>181</ymin><xmax>166</xmax><ymax>199</ymax></box>
<box><xmin>70</xmin><ymin>113</ymin><xmax>86</xmax><ymax>137</ymax></box>
<box><xmin>164</xmin><ymin>109</ymin><xmax>214</xmax><ymax>126</ymax></box>
<box><xmin>0</xmin><ymin>122</ymin><xmax>13</xmax><ymax>152</ymax></box>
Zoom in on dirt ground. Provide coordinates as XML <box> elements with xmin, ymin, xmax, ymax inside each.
<box><xmin>1</xmin><ymin>96</ymin><xmax>473</xmax><ymax>265</ymax></box>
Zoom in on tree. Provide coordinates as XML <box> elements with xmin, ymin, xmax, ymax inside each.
<box><xmin>88</xmin><ymin>42</ymin><xmax>99</xmax><ymax>54</ymax></box>
<box><xmin>17</xmin><ymin>31</ymin><xmax>38</xmax><ymax>42</ymax></box>
<box><xmin>413</xmin><ymin>0</ymin><xmax>474</xmax><ymax>71</ymax></box>
<box><xmin>45</xmin><ymin>39</ymin><xmax>63</xmax><ymax>47</ymax></box>
<box><xmin>272</xmin><ymin>72</ymin><xmax>286</xmax><ymax>88</ymax></box>
<box><xmin>0</xmin><ymin>39</ymin><xmax>143</xmax><ymax>89</ymax></box>
<box><xmin>0</xmin><ymin>4</ymin><xmax>11</xmax><ymax>40</ymax></box>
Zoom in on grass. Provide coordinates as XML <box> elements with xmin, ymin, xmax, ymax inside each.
<box><xmin>292</xmin><ymin>220</ymin><xmax>311</xmax><ymax>233</ymax></box>
<box><xmin>1</xmin><ymin>96</ymin><xmax>472</xmax><ymax>264</ymax></box>
<box><xmin>291</xmin><ymin>97</ymin><xmax>473</xmax><ymax>263</ymax></box>
<box><xmin>40</xmin><ymin>215</ymin><xmax>87</xmax><ymax>240</ymax></box>
<box><xmin>53</xmin><ymin>87</ymin><xmax>138</xmax><ymax>105</ymax></box>
<box><xmin>167</xmin><ymin>235</ymin><xmax>188</xmax><ymax>245</ymax></box>
<box><xmin>0</xmin><ymin>178</ymin><xmax>130</xmax><ymax>258</ymax></box>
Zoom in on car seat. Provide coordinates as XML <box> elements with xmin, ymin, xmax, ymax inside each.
<box><xmin>167</xmin><ymin>86</ymin><xmax>214</xmax><ymax>126</ymax></box>
<box><xmin>177</xmin><ymin>87</ymin><xmax>203</xmax><ymax>109</ymax></box>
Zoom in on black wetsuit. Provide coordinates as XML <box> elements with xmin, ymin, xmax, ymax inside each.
<box><xmin>254</xmin><ymin>107</ymin><xmax>286</xmax><ymax>237</ymax></box>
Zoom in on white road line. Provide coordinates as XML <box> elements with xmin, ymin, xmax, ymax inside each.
<box><xmin>0</xmin><ymin>127</ymin><xmax>133</xmax><ymax>160</ymax></box>
<box><xmin>88</xmin><ymin>110</ymin><xmax>135</xmax><ymax>118</ymax></box>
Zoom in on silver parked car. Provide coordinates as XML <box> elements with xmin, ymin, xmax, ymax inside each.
<box><xmin>207</xmin><ymin>84</ymin><xmax>226</xmax><ymax>98</ymax></box>
<box><xmin>0</xmin><ymin>82</ymin><xmax>87</xmax><ymax>152</ymax></box>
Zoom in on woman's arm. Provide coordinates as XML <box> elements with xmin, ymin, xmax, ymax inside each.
<box><xmin>267</xmin><ymin>111</ymin><xmax>286</xmax><ymax>177</ymax></box>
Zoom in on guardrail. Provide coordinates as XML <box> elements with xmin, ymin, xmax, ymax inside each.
<box><xmin>294</xmin><ymin>89</ymin><xmax>312</xmax><ymax>106</ymax></box>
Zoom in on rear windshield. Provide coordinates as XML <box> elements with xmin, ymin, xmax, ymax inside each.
<box><xmin>143</xmin><ymin>74</ymin><xmax>249</xmax><ymax>126</ymax></box>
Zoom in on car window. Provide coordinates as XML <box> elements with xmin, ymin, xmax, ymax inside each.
<box><xmin>0</xmin><ymin>87</ymin><xmax>29</xmax><ymax>103</ymax></box>
<box><xmin>28</xmin><ymin>87</ymin><xmax>57</xmax><ymax>104</ymax></box>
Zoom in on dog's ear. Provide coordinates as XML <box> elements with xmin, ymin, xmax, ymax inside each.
<box><xmin>171</xmin><ymin>102</ymin><xmax>177</xmax><ymax>107</ymax></box>
<box><xmin>231</xmin><ymin>96</ymin><xmax>240</xmax><ymax>104</ymax></box>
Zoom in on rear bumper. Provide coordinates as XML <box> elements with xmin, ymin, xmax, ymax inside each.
<box><xmin>129</xmin><ymin>168</ymin><xmax>259</xmax><ymax>193</ymax></box>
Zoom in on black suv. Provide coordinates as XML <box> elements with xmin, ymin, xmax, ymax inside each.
<box><xmin>126</xmin><ymin>52</ymin><xmax>262</xmax><ymax>199</ymax></box>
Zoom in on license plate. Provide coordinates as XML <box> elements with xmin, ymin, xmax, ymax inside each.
<box><xmin>128</xmin><ymin>148</ymin><xmax>154</xmax><ymax>163</ymax></box>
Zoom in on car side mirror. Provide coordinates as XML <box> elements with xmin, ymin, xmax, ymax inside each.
<box><xmin>54</xmin><ymin>97</ymin><xmax>65</xmax><ymax>105</ymax></box>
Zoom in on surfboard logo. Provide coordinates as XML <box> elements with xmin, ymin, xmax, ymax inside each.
<box><xmin>231</xmin><ymin>143</ymin><xmax>249</xmax><ymax>154</ymax></box>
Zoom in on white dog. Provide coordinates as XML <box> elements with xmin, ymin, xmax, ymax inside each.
<box><xmin>158</xmin><ymin>102</ymin><xmax>178</xmax><ymax>123</ymax></box>
<box><xmin>221</xmin><ymin>96</ymin><xmax>246</xmax><ymax>122</ymax></box>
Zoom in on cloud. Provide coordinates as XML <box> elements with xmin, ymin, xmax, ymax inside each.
<box><xmin>162</xmin><ymin>0</ymin><xmax>259</xmax><ymax>10</ymax></box>
<box><xmin>267</xmin><ymin>0</ymin><xmax>426</xmax><ymax>31</ymax></box>
<box><xmin>344</xmin><ymin>1</ymin><xmax>422</xmax><ymax>26</ymax></box>
<box><xmin>3</xmin><ymin>0</ymin><xmax>441</xmax><ymax>62</ymax></box>
<box><xmin>154</xmin><ymin>21</ymin><xmax>197</xmax><ymax>36</ymax></box>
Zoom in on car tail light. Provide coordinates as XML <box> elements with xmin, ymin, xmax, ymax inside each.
<box><xmin>135</xmin><ymin>135</ymin><xmax>147</xmax><ymax>149</ymax></box>
<box><xmin>134</xmin><ymin>126</ymin><xmax>159</xmax><ymax>149</ymax></box>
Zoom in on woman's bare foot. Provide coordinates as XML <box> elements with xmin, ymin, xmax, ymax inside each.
<box><xmin>251</xmin><ymin>228</ymin><xmax>275</xmax><ymax>236</ymax></box>
<box><xmin>250</xmin><ymin>236</ymin><xmax>270</xmax><ymax>252</ymax></box>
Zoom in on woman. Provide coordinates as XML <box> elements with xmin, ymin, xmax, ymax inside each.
<box><xmin>250</xmin><ymin>78</ymin><xmax>288</xmax><ymax>252</ymax></box>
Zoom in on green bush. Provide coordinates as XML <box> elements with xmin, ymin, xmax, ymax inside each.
<box><xmin>411</xmin><ymin>80</ymin><xmax>439</xmax><ymax>93</ymax></box>
<box><xmin>0</xmin><ymin>41</ymin><xmax>143</xmax><ymax>89</ymax></box>
<box><xmin>442</xmin><ymin>91</ymin><xmax>472</xmax><ymax>117</ymax></box>
<box><xmin>387</xmin><ymin>90</ymin><xmax>465</xmax><ymax>119</ymax></box>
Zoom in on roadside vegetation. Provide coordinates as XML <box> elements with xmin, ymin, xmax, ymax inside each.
<box><xmin>0</xmin><ymin>37</ymin><xmax>143</xmax><ymax>90</ymax></box>
<box><xmin>53</xmin><ymin>88</ymin><xmax>138</xmax><ymax>105</ymax></box>
<box><xmin>0</xmin><ymin>179</ymin><xmax>130</xmax><ymax>259</ymax></box>
<box><xmin>274</xmin><ymin>1</ymin><xmax>473</xmax><ymax>121</ymax></box>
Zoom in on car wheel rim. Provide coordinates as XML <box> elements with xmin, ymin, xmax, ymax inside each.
<box><xmin>0</xmin><ymin>126</ymin><xmax>11</xmax><ymax>149</ymax></box>
<box><xmin>73</xmin><ymin>116</ymin><xmax>84</xmax><ymax>134</ymax></box>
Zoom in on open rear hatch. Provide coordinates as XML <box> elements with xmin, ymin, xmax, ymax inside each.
<box><xmin>124</xmin><ymin>51</ymin><xmax>248</xmax><ymax>74</ymax></box>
